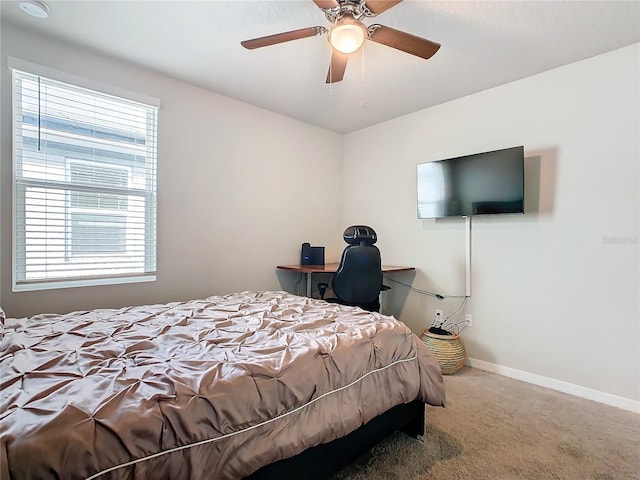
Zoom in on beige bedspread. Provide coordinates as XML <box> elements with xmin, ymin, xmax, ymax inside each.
<box><xmin>0</xmin><ymin>291</ymin><xmax>445</xmax><ymax>480</ymax></box>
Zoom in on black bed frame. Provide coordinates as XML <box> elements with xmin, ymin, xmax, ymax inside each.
<box><xmin>245</xmin><ymin>400</ymin><xmax>425</xmax><ymax>480</ymax></box>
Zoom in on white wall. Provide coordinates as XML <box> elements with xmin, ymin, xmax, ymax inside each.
<box><xmin>343</xmin><ymin>44</ymin><xmax>640</xmax><ymax>403</ymax></box>
<box><xmin>2</xmin><ymin>21</ymin><xmax>638</xmax><ymax>407</ymax></box>
<box><xmin>0</xmin><ymin>23</ymin><xmax>344</xmax><ymax>318</ymax></box>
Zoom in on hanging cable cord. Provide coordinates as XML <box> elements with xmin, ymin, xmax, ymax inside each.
<box><xmin>382</xmin><ymin>275</ymin><xmax>467</xmax><ymax>300</ymax></box>
<box><xmin>37</xmin><ymin>76</ymin><xmax>42</xmax><ymax>151</ymax></box>
<box><xmin>383</xmin><ymin>276</ymin><xmax>470</xmax><ymax>334</ymax></box>
<box><xmin>429</xmin><ymin>295</ymin><xmax>468</xmax><ymax>325</ymax></box>
<box><xmin>440</xmin><ymin>296</ymin><xmax>468</xmax><ymax>334</ymax></box>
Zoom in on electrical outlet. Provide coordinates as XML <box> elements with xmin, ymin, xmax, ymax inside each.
<box><xmin>465</xmin><ymin>313</ymin><xmax>472</xmax><ymax>327</ymax></box>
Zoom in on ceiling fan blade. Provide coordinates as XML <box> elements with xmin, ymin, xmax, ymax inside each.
<box><xmin>368</xmin><ymin>25</ymin><xmax>440</xmax><ymax>60</ymax></box>
<box><xmin>313</xmin><ymin>0</ymin><xmax>339</xmax><ymax>9</ymax></box>
<box><xmin>326</xmin><ymin>51</ymin><xmax>349</xmax><ymax>83</ymax></box>
<box><xmin>363</xmin><ymin>0</ymin><xmax>403</xmax><ymax>15</ymax></box>
<box><xmin>241</xmin><ymin>27</ymin><xmax>325</xmax><ymax>50</ymax></box>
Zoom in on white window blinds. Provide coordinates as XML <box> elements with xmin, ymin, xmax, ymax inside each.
<box><xmin>11</xmin><ymin>62</ymin><xmax>159</xmax><ymax>291</ymax></box>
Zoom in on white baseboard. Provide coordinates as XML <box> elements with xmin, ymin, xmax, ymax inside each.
<box><xmin>466</xmin><ymin>357</ymin><xmax>640</xmax><ymax>414</ymax></box>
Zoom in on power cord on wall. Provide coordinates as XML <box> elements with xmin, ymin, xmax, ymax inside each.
<box><xmin>383</xmin><ymin>275</ymin><xmax>471</xmax><ymax>333</ymax></box>
<box><xmin>439</xmin><ymin>296</ymin><xmax>469</xmax><ymax>334</ymax></box>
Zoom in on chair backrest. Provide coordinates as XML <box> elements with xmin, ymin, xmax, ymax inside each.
<box><xmin>332</xmin><ymin>226</ymin><xmax>383</xmax><ymax>306</ymax></box>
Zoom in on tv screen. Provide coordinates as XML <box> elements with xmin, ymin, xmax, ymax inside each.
<box><xmin>417</xmin><ymin>146</ymin><xmax>524</xmax><ymax>219</ymax></box>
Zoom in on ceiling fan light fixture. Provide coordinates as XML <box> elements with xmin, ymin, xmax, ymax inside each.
<box><xmin>328</xmin><ymin>16</ymin><xmax>367</xmax><ymax>54</ymax></box>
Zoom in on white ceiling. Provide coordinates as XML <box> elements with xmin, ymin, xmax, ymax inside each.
<box><xmin>2</xmin><ymin>0</ymin><xmax>639</xmax><ymax>133</ymax></box>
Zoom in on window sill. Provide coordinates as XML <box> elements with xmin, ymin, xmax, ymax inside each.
<box><xmin>13</xmin><ymin>274</ymin><xmax>157</xmax><ymax>292</ymax></box>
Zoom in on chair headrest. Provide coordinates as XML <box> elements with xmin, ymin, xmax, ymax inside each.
<box><xmin>343</xmin><ymin>225</ymin><xmax>377</xmax><ymax>246</ymax></box>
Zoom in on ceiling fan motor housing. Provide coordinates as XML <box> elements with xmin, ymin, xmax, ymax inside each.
<box><xmin>320</xmin><ymin>0</ymin><xmax>373</xmax><ymax>24</ymax></box>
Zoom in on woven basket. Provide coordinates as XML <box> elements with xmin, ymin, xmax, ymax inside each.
<box><xmin>420</xmin><ymin>329</ymin><xmax>466</xmax><ymax>375</ymax></box>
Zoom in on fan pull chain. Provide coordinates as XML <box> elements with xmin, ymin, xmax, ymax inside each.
<box><xmin>328</xmin><ymin>45</ymin><xmax>333</xmax><ymax>96</ymax></box>
<box><xmin>360</xmin><ymin>44</ymin><xmax>366</xmax><ymax>108</ymax></box>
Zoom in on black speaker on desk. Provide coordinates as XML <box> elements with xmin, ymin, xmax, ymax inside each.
<box><xmin>301</xmin><ymin>243</ymin><xmax>325</xmax><ymax>265</ymax></box>
<box><xmin>310</xmin><ymin>246</ymin><xmax>325</xmax><ymax>265</ymax></box>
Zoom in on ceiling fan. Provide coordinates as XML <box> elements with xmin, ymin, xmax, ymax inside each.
<box><xmin>241</xmin><ymin>0</ymin><xmax>440</xmax><ymax>84</ymax></box>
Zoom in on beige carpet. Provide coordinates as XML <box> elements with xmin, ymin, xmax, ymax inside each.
<box><xmin>334</xmin><ymin>367</ymin><xmax>640</xmax><ymax>479</ymax></box>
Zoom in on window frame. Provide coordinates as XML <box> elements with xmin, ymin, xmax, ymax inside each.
<box><xmin>9</xmin><ymin>57</ymin><xmax>161</xmax><ymax>292</ymax></box>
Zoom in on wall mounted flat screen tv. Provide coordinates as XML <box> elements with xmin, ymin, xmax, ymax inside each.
<box><xmin>417</xmin><ymin>146</ymin><xmax>524</xmax><ymax>219</ymax></box>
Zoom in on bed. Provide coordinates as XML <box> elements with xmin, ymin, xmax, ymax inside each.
<box><xmin>0</xmin><ymin>290</ymin><xmax>445</xmax><ymax>479</ymax></box>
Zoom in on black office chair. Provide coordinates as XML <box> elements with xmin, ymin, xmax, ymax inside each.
<box><xmin>318</xmin><ymin>225</ymin><xmax>388</xmax><ymax>312</ymax></box>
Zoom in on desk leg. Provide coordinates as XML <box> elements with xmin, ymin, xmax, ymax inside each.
<box><xmin>306</xmin><ymin>273</ymin><xmax>312</xmax><ymax>298</ymax></box>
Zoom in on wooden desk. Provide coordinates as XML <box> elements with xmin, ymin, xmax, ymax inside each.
<box><xmin>276</xmin><ymin>263</ymin><xmax>415</xmax><ymax>297</ymax></box>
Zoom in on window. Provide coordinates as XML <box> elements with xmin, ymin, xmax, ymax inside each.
<box><xmin>10</xmin><ymin>59</ymin><xmax>159</xmax><ymax>291</ymax></box>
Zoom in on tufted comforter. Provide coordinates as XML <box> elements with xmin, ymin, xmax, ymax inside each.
<box><xmin>0</xmin><ymin>291</ymin><xmax>445</xmax><ymax>480</ymax></box>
